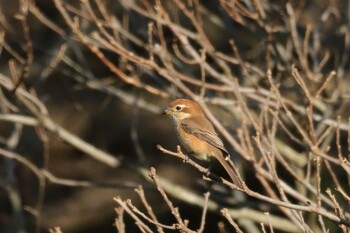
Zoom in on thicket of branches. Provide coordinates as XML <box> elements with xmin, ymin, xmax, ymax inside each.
<box><xmin>1</xmin><ymin>0</ymin><xmax>350</xmax><ymax>232</ymax></box>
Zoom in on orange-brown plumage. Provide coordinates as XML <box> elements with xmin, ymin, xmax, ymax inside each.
<box><xmin>162</xmin><ymin>99</ymin><xmax>242</xmax><ymax>188</ymax></box>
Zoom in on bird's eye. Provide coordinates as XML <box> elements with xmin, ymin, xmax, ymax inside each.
<box><xmin>175</xmin><ymin>105</ymin><xmax>182</xmax><ymax>111</ymax></box>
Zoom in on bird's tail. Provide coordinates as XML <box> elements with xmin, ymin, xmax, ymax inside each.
<box><xmin>215</xmin><ymin>152</ymin><xmax>243</xmax><ymax>189</ymax></box>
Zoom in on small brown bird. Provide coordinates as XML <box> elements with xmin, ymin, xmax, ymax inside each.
<box><xmin>162</xmin><ymin>98</ymin><xmax>242</xmax><ymax>188</ymax></box>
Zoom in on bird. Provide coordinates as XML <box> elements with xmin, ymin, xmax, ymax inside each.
<box><xmin>162</xmin><ymin>98</ymin><xmax>243</xmax><ymax>188</ymax></box>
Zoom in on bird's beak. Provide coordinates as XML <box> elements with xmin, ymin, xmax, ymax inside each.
<box><xmin>161</xmin><ymin>108</ymin><xmax>170</xmax><ymax>115</ymax></box>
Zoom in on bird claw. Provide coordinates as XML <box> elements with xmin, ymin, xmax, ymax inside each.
<box><xmin>183</xmin><ymin>155</ymin><xmax>190</xmax><ymax>163</ymax></box>
<box><xmin>205</xmin><ymin>169</ymin><xmax>211</xmax><ymax>177</ymax></box>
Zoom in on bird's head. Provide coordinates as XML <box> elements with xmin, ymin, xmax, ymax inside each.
<box><xmin>162</xmin><ymin>99</ymin><xmax>203</xmax><ymax>120</ymax></box>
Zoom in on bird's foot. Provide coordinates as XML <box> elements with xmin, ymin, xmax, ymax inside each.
<box><xmin>205</xmin><ymin>169</ymin><xmax>211</xmax><ymax>177</ymax></box>
<box><xmin>183</xmin><ymin>155</ymin><xmax>190</xmax><ymax>163</ymax></box>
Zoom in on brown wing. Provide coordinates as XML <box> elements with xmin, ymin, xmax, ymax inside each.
<box><xmin>182</xmin><ymin>116</ymin><xmax>243</xmax><ymax>188</ymax></box>
<box><xmin>181</xmin><ymin>116</ymin><xmax>229</xmax><ymax>154</ymax></box>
